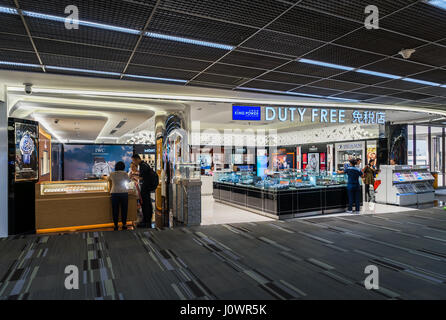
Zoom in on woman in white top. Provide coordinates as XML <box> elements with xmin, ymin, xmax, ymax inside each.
<box><xmin>108</xmin><ymin>161</ymin><xmax>130</xmax><ymax>231</ymax></box>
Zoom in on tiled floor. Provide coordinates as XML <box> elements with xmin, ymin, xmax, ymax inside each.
<box><xmin>1</xmin><ymin>206</ymin><xmax>446</xmax><ymax>300</ymax></box>
<box><xmin>201</xmin><ymin>195</ymin><xmax>416</xmax><ymax>225</ymax></box>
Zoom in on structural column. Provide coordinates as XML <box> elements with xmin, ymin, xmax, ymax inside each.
<box><xmin>0</xmin><ymin>85</ymin><xmax>8</xmax><ymax>238</ymax></box>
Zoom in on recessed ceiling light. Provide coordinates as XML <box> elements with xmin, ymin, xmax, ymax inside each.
<box><xmin>298</xmin><ymin>58</ymin><xmax>354</xmax><ymax>71</ymax></box>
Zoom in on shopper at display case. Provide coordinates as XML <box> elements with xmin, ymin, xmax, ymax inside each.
<box><xmin>345</xmin><ymin>159</ymin><xmax>363</xmax><ymax>214</ymax></box>
<box><xmin>108</xmin><ymin>161</ymin><xmax>131</xmax><ymax>231</ymax></box>
<box><xmin>363</xmin><ymin>159</ymin><xmax>379</xmax><ymax>202</ymax></box>
<box><xmin>132</xmin><ymin>154</ymin><xmax>158</xmax><ymax>228</ymax></box>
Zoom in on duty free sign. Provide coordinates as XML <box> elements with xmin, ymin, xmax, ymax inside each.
<box><xmin>232</xmin><ymin>106</ymin><xmax>386</xmax><ymax>125</ymax></box>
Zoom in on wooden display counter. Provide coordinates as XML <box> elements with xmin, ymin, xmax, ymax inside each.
<box><xmin>35</xmin><ymin>180</ymin><xmax>138</xmax><ymax>233</ymax></box>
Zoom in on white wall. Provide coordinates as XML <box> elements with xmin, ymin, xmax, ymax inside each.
<box><xmin>0</xmin><ymin>85</ymin><xmax>7</xmax><ymax>238</ymax></box>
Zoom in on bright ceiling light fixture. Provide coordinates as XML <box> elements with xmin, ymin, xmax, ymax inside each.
<box><xmin>0</xmin><ymin>6</ymin><xmax>233</xmax><ymax>50</ymax></box>
<box><xmin>0</xmin><ymin>61</ymin><xmax>40</xmax><ymax>68</ymax></box>
<box><xmin>298</xmin><ymin>58</ymin><xmax>355</xmax><ymax>71</ymax></box>
<box><xmin>46</xmin><ymin>65</ymin><xmax>121</xmax><ymax>76</ymax></box>
<box><xmin>425</xmin><ymin>0</ymin><xmax>446</xmax><ymax>10</ymax></box>
<box><xmin>124</xmin><ymin>74</ymin><xmax>187</xmax><ymax>83</ymax></box>
<box><xmin>355</xmin><ymin>69</ymin><xmax>402</xmax><ymax>80</ymax></box>
<box><xmin>237</xmin><ymin>87</ymin><xmax>359</xmax><ymax>102</ymax></box>
<box><xmin>402</xmin><ymin>77</ymin><xmax>441</xmax><ymax>86</ymax></box>
<box><xmin>145</xmin><ymin>32</ymin><xmax>234</xmax><ymax>50</ymax></box>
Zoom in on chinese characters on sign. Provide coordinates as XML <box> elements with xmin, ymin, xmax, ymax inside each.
<box><xmin>352</xmin><ymin>110</ymin><xmax>386</xmax><ymax>124</ymax></box>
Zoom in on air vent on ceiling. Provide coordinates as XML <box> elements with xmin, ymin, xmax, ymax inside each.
<box><xmin>115</xmin><ymin>120</ymin><xmax>127</xmax><ymax>129</ymax></box>
<box><xmin>110</xmin><ymin>129</ymin><xmax>117</xmax><ymax>135</ymax></box>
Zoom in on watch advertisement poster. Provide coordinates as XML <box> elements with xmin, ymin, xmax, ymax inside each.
<box><xmin>15</xmin><ymin>122</ymin><xmax>39</xmax><ymax>181</ymax></box>
<box><xmin>64</xmin><ymin>144</ymin><xmax>133</xmax><ymax>180</ymax></box>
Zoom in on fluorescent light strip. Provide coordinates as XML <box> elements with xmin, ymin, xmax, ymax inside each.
<box><xmin>299</xmin><ymin>58</ymin><xmax>355</xmax><ymax>71</ymax></box>
<box><xmin>426</xmin><ymin>0</ymin><xmax>446</xmax><ymax>11</ymax></box>
<box><xmin>0</xmin><ymin>61</ymin><xmax>41</xmax><ymax>68</ymax></box>
<box><xmin>0</xmin><ymin>6</ymin><xmax>232</xmax><ymax>49</ymax></box>
<box><xmin>124</xmin><ymin>74</ymin><xmax>187</xmax><ymax>83</ymax></box>
<box><xmin>46</xmin><ymin>65</ymin><xmax>121</xmax><ymax>76</ymax></box>
<box><xmin>145</xmin><ymin>32</ymin><xmax>234</xmax><ymax>50</ymax></box>
<box><xmin>402</xmin><ymin>77</ymin><xmax>441</xmax><ymax>86</ymax></box>
<box><xmin>237</xmin><ymin>87</ymin><xmax>358</xmax><ymax>102</ymax></box>
<box><xmin>356</xmin><ymin>69</ymin><xmax>402</xmax><ymax>80</ymax></box>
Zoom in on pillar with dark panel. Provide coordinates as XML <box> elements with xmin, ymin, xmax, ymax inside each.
<box><xmin>385</xmin><ymin>122</ymin><xmax>408</xmax><ymax>165</ymax></box>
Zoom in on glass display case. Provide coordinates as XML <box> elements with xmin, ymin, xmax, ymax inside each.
<box><xmin>175</xmin><ymin>162</ymin><xmax>201</xmax><ymax>180</ymax></box>
<box><xmin>39</xmin><ymin>180</ymin><xmax>110</xmax><ymax>195</ymax></box>
<box><xmin>214</xmin><ymin>170</ymin><xmax>346</xmax><ymax>190</ymax></box>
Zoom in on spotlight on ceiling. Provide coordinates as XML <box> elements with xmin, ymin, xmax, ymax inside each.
<box><xmin>398</xmin><ymin>48</ymin><xmax>416</xmax><ymax>59</ymax></box>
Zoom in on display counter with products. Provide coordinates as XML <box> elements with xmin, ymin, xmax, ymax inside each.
<box><xmin>35</xmin><ymin>179</ymin><xmax>138</xmax><ymax>232</ymax></box>
<box><xmin>213</xmin><ymin>170</ymin><xmax>361</xmax><ymax>219</ymax></box>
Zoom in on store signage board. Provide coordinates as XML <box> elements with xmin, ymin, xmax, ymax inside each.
<box><xmin>232</xmin><ymin>106</ymin><xmax>261</xmax><ymax>121</ymax></box>
<box><xmin>264</xmin><ymin>107</ymin><xmax>385</xmax><ymax>124</ymax></box>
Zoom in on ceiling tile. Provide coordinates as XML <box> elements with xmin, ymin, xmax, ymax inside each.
<box><xmin>131</xmin><ymin>52</ymin><xmax>211</xmax><ymax>71</ymax></box>
<box><xmin>242</xmin><ymin>30</ymin><xmax>323</xmax><ymax>57</ymax></box>
<box><xmin>277</xmin><ymin>61</ymin><xmax>343</xmax><ymax>78</ymax></box>
<box><xmin>158</xmin><ymin>0</ymin><xmax>291</xmax><ymax>28</ymax></box>
<box><xmin>302</xmin><ymin>44</ymin><xmax>382</xmax><ymax>68</ymax></box>
<box><xmin>193</xmin><ymin>73</ymin><xmax>247</xmax><ymax>86</ymax></box>
<box><xmin>360</xmin><ymin>58</ymin><xmax>432</xmax><ymax>77</ymax></box>
<box><xmin>220</xmin><ymin>50</ymin><xmax>288</xmax><ymax>69</ymax></box>
<box><xmin>309</xmin><ymin>79</ymin><xmax>364</xmax><ymax>91</ymax></box>
<box><xmin>241</xmin><ymin>79</ymin><xmax>299</xmax><ymax>91</ymax></box>
<box><xmin>258</xmin><ymin>71</ymin><xmax>319</xmax><ymax>85</ymax></box>
<box><xmin>125</xmin><ymin>64</ymin><xmax>197</xmax><ymax>80</ymax></box>
<box><xmin>332</xmin><ymin>71</ymin><xmax>387</xmax><ymax>85</ymax></box>
<box><xmin>205</xmin><ymin>63</ymin><xmax>265</xmax><ymax>78</ymax></box>
<box><xmin>390</xmin><ymin>91</ymin><xmax>434</xmax><ymax>101</ymax></box>
<box><xmin>290</xmin><ymin>86</ymin><xmax>342</xmax><ymax>97</ymax></box>
<box><xmin>267</xmin><ymin>6</ymin><xmax>362</xmax><ymax>42</ymax></box>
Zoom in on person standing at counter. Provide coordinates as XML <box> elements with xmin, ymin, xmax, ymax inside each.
<box><xmin>108</xmin><ymin>161</ymin><xmax>130</xmax><ymax>231</ymax></box>
<box><xmin>345</xmin><ymin>159</ymin><xmax>363</xmax><ymax>214</ymax></box>
<box><xmin>132</xmin><ymin>154</ymin><xmax>158</xmax><ymax>228</ymax></box>
<box><xmin>363</xmin><ymin>159</ymin><xmax>378</xmax><ymax>202</ymax></box>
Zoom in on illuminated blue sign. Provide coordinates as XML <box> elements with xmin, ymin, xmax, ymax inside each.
<box><xmin>232</xmin><ymin>106</ymin><xmax>261</xmax><ymax>121</ymax></box>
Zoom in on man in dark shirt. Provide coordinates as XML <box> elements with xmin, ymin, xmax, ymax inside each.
<box><xmin>345</xmin><ymin>159</ymin><xmax>363</xmax><ymax>213</ymax></box>
<box><xmin>132</xmin><ymin>154</ymin><xmax>154</xmax><ymax>228</ymax></box>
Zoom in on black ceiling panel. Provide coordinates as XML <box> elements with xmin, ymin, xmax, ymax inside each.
<box><xmin>26</xmin><ymin>18</ymin><xmax>140</xmax><ymax>50</ymax></box>
<box><xmin>380</xmin><ymin>2</ymin><xmax>446</xmax><ymax>42</ymax></box>
<box><xmin>267</xmin><ymin>6</ymin><xmax>362</xmax><ymax>42</ymax></box>
<box><xmin>0</xmin><ymin>12</ymin><xmax>27</xmax><ymax>35</ymax></box>
<box><xmin>411</xmin><ymin>69</ymin><xmax>446</xmax><ymax>84</ymax></box>
<box><xmin>19</xmin><ymin>0</ymin><xmax>153</xmax><ymax>30</ymax></box>
<box><xmin>331</xmin><ymin>92</ymin><xmax>380</xmax><ymax>101</ymax></box>
<box><xmin>302</xmin><ymin>44</ymin><xmax>382</xmax><ymax>68</ymax></box>
<box><xmin>34</xmin><ymin>38</ymin><xmax>132</xmax><ymax>62</ymax></box>
<box><xmin>258</xmin><ymin>71</ymin><xmax>319</xmax><ymax>85</ymax></box>
<box><xmin>413</xmin><ymin>86</ymin><xmax>446</xmax><ymax>97</ymax></box>
<box><xmin>352</xmin><ymin>86</ymin><xmax>401</xmax><ymax>96</ymax></box>
<box><xmin>220</xmin><ymin>50</ymin><xmax>288</xmax><ymax>69</ymax></box>
<box><xmin>290</xmin><ymin>86</ymin><xmax>342</xmax><ymax>97</ymax></box>
<box><xmin>332</xmin><ymin>71</ymin><xmax>386</xmax><ymax>85</ymax></box>
<box><xmin>40</xmin><ymin>53</ymin><xmax>125</xmax><ymax>73</ymax></box>
<box><xmin>309</xmin><ymin>79</ymin><xmax>364</xmax><ymax>91</ymax></box>
<box><xmin>148</xmin><ymin>9</ymin><xmax>256</xmax><ymax>46</ymax></box>
<box><xmin>193</xmin><ymin>73</ymin><xmax>247</xmax><ymax>86</ymax></box>
<box><xmin>0</xmin><ymin>32</ymin><xmax>34</xmax><ymax>52</ymax></box>
<box><xmin>158</xmin><ymin>0</ymin><xmax>291</xmax><ymax>28</ymax></box>
<box><xmin>205</xmin><ymin>63</ymin><xmax>265</xmax><ymax>78</ymax></box>
<box><xmin>0</xmin><ymin>48</ymin><xmax>40</xmax><ymax>64</ymax></box>
<box><xmin>362</xmin><ymin>58</ymin><xmax>432</xmax><ymax>77</ymax></box>
<box><xmin>188</xmin><ymin>80</ymin><xmax>235</xmax><ymax>90</ymax></box>
<box><xmin>375</xmin><ymin>79</ymin><xmax>430</xmax><ymax>91</ymax></box>
<box><xmin>390</xmin><ymin>92</ymin><xmax>434</xmax><ymax>101</ymax></box>
<box><xmin>298</xmin><ymin>0</ymin><xmax>418</xmax><ymax>23</ymax></box>
<box><xmin>125</xmin><ymin>64</ymin><xmax>197</xmax><ymax>80</ymax></box>
<box><xmin>334</xmin><ymin>28</ymin><xmax>425</xmax><ymax>57</ymax></box>
<box><xmin>131</xmin><ymin>52</ymin><xmax>211</xmax><ymax>72</ymax></box>
<box><xmin>241</xmin><ymin>79</ymin><xmax>298</xmax><ymax>91</ymax></box>
<box><xmin>137</xmin><ymin>37</ymin><xmax>226</xmax><ymax>61</ymax></box>
<box><xmin>407</xmin><ymin>44</ymin><xmax>446</xmax><ymax>68</ymax></box>
<box><xmin>418</xmin><ymin>96</ymin><xmax>446</xmax><ymax>104</ymax></box>
<box><xmin>242</xmin><ymin>30</ymin><xmax>323</xmax><ymax>57</ymax></box>
<box><xmin>277</xmin><ymin>61</ymin><xmax>343</xmax><ymax>78</ymax></box>
<box><xmin>365</xmin><ymin>96</ymin><xmax>412</xmax><ymax>105</ymax></box>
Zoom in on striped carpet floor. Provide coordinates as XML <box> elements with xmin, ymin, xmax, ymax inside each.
<box><xmin>1</xmin><ymin>207</ymin><xmax>446</xmax><ymax>300</ymax></box>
